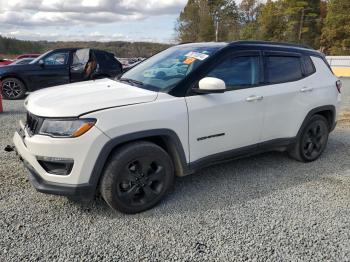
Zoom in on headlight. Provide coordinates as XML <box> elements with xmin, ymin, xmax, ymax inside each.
<box><xmin>39</xmin><ymin>119</ymin><xmax>96</xmax><ymax>138</ymax></box>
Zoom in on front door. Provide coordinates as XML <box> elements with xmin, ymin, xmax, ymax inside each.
<box><xmin>29</xmin><ymin>50</ymin><xmax>70</xmax><ymax>90</ymax></box>
<box><xmin>185</xmin><ymin>52</ymin><xmax>266</xmax><ymax>163</ymax></box>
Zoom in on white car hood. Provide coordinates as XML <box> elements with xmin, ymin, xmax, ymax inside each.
<box><xmin>25</xmin><ymin>78</ymin><xmax>158</xmax><ymax>117</ymax></box>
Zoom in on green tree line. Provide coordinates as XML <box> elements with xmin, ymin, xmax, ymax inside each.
<box><xmin>176</xmin><ymin>0</ymin><xmax>350</xmax><ymax>55</ymax></box>
<box><xmin>0</xmin><ymin>36</ymin><xmax>171</xmax><ymax>58</ymax></box>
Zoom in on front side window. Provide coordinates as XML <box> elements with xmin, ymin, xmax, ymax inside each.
<box><xmin>43</xmin><ymin>52</ymin><xmax>69</xmax><ymax>65</ymax></box>
<box><xmin>207</xmin><ymin>56</ymin><xmax>260</xmax><ymax>89</ymax></box>
<box><xmin>266</xmin><ymin>56</ymin><xmax>303</xmax><ymax>84</ymax></box>
<box><xmin>120</xmin><ymin>45</ymin><xmax>223</xmax><ymax>91</ymax></box>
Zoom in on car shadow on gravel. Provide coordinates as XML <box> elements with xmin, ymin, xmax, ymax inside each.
<box><xmin>65</xmin><ymin>130</ymin><xmax>350</xmax><ymax>218</ymax></box>
<box><xmin>0</xmin><ymin>111</ymin><xmax>26</xmax><ymax>116</ymax></box>
<box><xmin>160</xmin><ymin>134</ymin><xmax>350</xmax><ymax>215</ymax></box>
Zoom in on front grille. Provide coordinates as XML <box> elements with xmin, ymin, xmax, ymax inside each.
<box><xmin>26</xmin><ymin>112</ymin><xmax>43</xmax><ymax>136</ymax></box>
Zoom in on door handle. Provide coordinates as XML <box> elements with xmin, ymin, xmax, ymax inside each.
<box><xmin>246</xmin><ymin>95</ymin><xmax>264</xmax><ymax>102</ymax></box>
<box><xmin>300</xmin><ymin>87</ymin><xmax>313</xmax><ymax>93</ymax></box>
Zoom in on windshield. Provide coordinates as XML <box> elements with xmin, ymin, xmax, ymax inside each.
<box><xmin>30</xmin><ymin>50</ymin><xmax>52</xmax><ymax>64</ymax></box>
<box><xmin>12</xmin><ymin>58</ymin><xmax>33</xmax><ymax>65</ymax></box>
<box><xmin>119</xmin><ymin>45</ymin><xmax>223</xmax><ymax>92</ymax></box>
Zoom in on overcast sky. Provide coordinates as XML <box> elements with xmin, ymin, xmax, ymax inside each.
<box><xmin>0</xmin><ymin>0</ymin><xmax>247</xmax><ymax>43</ymax></box>
<box><xmin>0</xmin><ymin>0</ymin><xmax>186</xmax><ymax>43</ymax></box>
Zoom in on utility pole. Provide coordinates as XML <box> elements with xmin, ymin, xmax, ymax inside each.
<box><xmin>215</xmin><ymin>18</ymin><xmax>219</xmax><ymax>42</ymax></box>
<box><xmin>215</xmin><ymin>11</ymin><xmax>219</xmax><ymax>42</ymax></box>
<box><xmin>298</xmin><ymin>8</ymin><xmax>305</xmax><ymax>42</ymax></box>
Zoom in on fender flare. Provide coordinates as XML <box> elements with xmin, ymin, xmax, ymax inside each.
<box><xmin>296</xmin><ymin>105</ymin><xmax>336</xmax><ymax>139</ymax></box>
<box><xmin>88</xmin><ymin>129</ymin><xmax>189</xmax><ymax>193</ymax></box>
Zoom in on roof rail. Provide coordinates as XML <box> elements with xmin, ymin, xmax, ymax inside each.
<box><xmin>177</xmin><ymin>42</ymin><xmax>194</xmax><ymax>45</ymax></box>
<box><xmin>230</xmin><ymin>40</ymin><xmax>313</xmax><ymax>50</ymax></box>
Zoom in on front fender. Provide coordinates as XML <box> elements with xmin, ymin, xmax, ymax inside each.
<box><xmin>88</xmin><ymin>129</ymin><xmax>189</xmax><ymax>194</ymax></box>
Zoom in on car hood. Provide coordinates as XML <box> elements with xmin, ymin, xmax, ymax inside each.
<box><xmin>26</xmin><ymin>78</ymin><xmax>158</xmax><ymax>117</ymax></box>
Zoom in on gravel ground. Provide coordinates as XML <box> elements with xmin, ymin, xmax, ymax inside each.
<box><xmin>1</xmin><ymin>80</ymin><xmax>350</xmax><ymax>261</ymax></box>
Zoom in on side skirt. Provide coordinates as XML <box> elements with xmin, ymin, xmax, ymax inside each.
<box><xmin>187</xmin><ymin>138</ymin><xmax>296</xmax><ymax>174</ymax></box>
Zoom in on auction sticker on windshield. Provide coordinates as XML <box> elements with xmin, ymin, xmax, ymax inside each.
<box><xmin>185</xmin><ymin>51</ymin><xmax>209</xmax><ymax>61</ymax></box>
<box><xmin>183</xmin><ymin>57</ymin><xmax>196</xmax><ymax>65</ymax></box>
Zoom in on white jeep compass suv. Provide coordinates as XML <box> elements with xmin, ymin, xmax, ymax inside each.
<box><xmin>13</xmin><ymin>41</ymin><xmax>341</xmax><ymax>213</ymax></box>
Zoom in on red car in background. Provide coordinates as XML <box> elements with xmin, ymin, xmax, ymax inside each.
<box><xmin>15</xmin><ymin>54</ymin><xmax>40</xmax><ymax>59</ymax></box>
<box><xmin>0</xmin><ymin>54</ymin><xmax>40</xmax><ymax>67</ymax></box>
<box><xmin>0</xmin><ymin>59</ymin><xmax>12</xmax><ymax>66</ymax></box>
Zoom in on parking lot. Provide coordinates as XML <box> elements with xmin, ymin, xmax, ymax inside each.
<box><xmin>1</xmin><ymin>79</ymin><xmax>350</xmax><ymax>261</ymax></box>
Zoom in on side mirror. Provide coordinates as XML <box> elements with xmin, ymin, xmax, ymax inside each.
<box><xmin>195</xmin><ymin>77</ymin><xmax>226</xmax><ymax>94</ymax></box>
<box><xmin>38</xmin><ymin>60</ymin><xmax>45</xmax><ymax>67</ymax></box>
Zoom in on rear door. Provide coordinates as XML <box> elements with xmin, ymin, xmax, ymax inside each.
<box><xmin>70</xmin><ymin>48</ymin><xmax>90</xmax><ymax>82</ymax></box>
<box><xmin>259</xmin><ymin>52</ymin><xmax>313</xmax><ymax>141</ymax></box>
<box><xmin>185</xmin><ymin>51</ymin><xmax>266</xmax><ymax>163</ymax></box>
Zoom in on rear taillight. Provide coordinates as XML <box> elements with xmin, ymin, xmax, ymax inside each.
<box><xmin>336</xmin><ymin>80</ymin><xmax>342</xmax><ymax>93</ymax></box>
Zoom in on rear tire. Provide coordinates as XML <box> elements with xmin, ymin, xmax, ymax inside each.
<box><xmin>100</xmin><ymin>141</ymin><xmax>174</xmax><ymax>214</ymax></box>
<box><xmin>289</xmin><ymin>115</ymin><xmax>329</xmax><ymax>162</ymax></box>
<box><xmin>1</xmin><ymin>78</ymin><xmax>26</xmax><ymax>100</ymax></box>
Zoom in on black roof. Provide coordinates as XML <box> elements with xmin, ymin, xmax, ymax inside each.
<box><xmin>49</xmin><ymin>48</ymin><xmax>114</xmax><ymax>55</ymax></box>
<box><xmin>175</xmin><ymin>42</ymin><xmax>228</xmax><ymax>48</ymax></box>
<box><xmin>231</xmin><ymin>40</ymin><xmax>323</xmax><ymax>57</ymax></box>
<box><xmin>230</xmin><ymin>40</ymin><xmax>313</xmax><ymax>50</ymax></box>
<box><xmin>51</xmin><ymin>47</ymin><xmax>79</xmax><ymax>52</ymax></box>
<box><xmin>178</xmin><ymin>41</ymin><xmax>322</xmax><ymax>56</ymax></box>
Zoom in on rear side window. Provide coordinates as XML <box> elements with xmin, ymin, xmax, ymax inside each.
<box><xmin>207</xmin><ymin>56</ymin><xmax>260</xmax><ymax>89</ymax></box>
<box><xmin>266</xmin><ymin>56</ymin><xmax>303</xmax><ymax>84</ymax></box>
<box><xmin>303</xmin><ymin>56</ymin><xmax>316</xmax><ymax>76</ymax></box>
<box><xmin>94</xmin><ymin>51</ymin><xmax>121</xmax><ymax>70</ymax></box>
<box><xmin>72</xmin><ymin>48</ymin><xmax>90</xmax><ymax>66</ymax></box>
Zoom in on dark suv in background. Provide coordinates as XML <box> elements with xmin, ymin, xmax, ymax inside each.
<box><xmin>0</xmin><ymin>48</ymin><xmax>123</xmax><ymax>99</ymax></box>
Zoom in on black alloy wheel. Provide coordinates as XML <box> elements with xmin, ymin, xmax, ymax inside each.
<box><xmin>1</xmin><ymin>78</ymin><xmax>26</xmax><ymax>100</ymax></box>
<box><xmin>289</xmin><ymin>115</ymin><xmax>329</xmax><ymax>162</ymax></box>
<box><xmin>117</xmin><ymin>158</ymin><xmax>166</xmax><ymax>207</ymax></box>
<box><xmin>100</xmin><ymin>141</ymin><xmax>174</xmax><ymax>214</ymax></box>
<box><xmin>301</xmin><ymin>119</ymin><xmax>328</xmax><ymax>161</ymax></box>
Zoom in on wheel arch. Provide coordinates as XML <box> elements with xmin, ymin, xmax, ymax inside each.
<box><xmin>89</xmin><ymin>129</ymin><xmax>189</xmax><ymax>194</ymax></box>
<box><xmin>1</xmin><ymin>74</ymin><xmax>29</xmax><ymax>91</ymax></box>
<box><xmin>297</xmin><ymin>105</ymin><xmax>336</xmax><ymax>138</ymax></box>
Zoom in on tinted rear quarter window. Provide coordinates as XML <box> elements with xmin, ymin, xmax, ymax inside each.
<box><xmin>95</xmin><ymin>51</ymin><xmax>121</xmax><ymax>70</ymax></box>
<box><xmin>302</xmin><ymin>56</ymin><xmax>316</xmax><ymax>76</ymax></box>
<box><xmin>266</xmin><ymin>56</ymin><xmax>303</xmax><ymax>84</ymax></box>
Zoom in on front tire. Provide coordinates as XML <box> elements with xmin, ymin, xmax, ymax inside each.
<box><xmin>289</xmin><ymin>115</ymin><xmax>329</xmax><ymax>162</ymax></box>
<box><xmin>1</xmin><ymin>78</ymin><xmax>26</xmax><ymax>100</ymax></box>
<box><xmin>100</xmin><ymin>141</ymin><xmax>174</xmax><ymax>214</ymax></box>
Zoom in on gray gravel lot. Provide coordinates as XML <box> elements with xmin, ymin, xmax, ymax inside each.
<box><xmin>1</xmin><ymin>79</ymin><xmax>350</xmax><ymax>261</ymax></box>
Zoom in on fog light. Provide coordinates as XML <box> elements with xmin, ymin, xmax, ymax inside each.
<box><xmin>37</xmin><ymin>156</ymin><xmax>74</xmax><ymax>176</ymax></box>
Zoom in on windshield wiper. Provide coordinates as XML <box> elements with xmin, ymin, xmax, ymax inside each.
<box><xmin>119</xmin><ymin>78</ymin><xmax>144</xmax><ymax>86</ymax></box>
